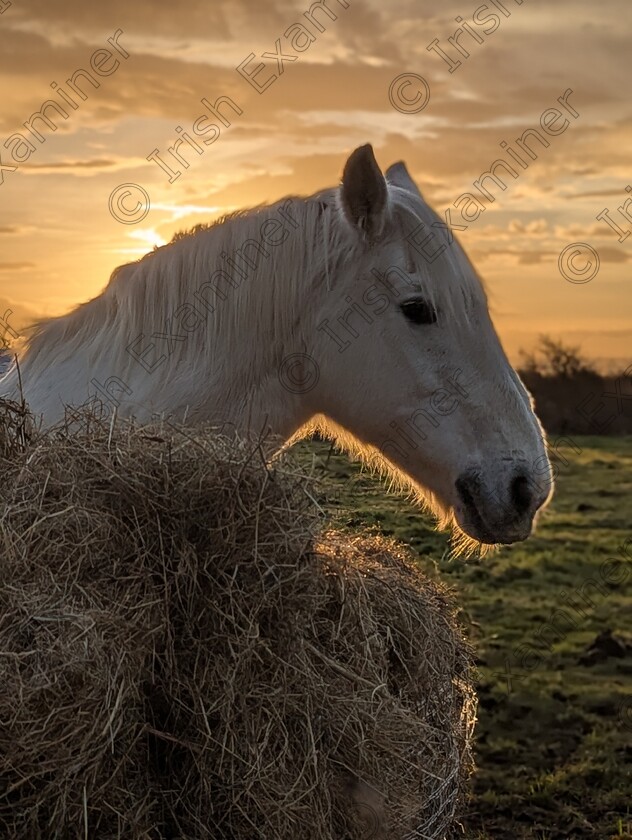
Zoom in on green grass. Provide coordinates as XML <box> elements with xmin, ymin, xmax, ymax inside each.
<box><xmin>293</xmin><ymin>436</ymin><xmax>632</xmax><ymax>840</ymax></box>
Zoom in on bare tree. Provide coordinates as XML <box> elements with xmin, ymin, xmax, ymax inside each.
<box><xmin>519</xmin><ymin>335</ymin><xmax>593</xmax><ymax>378</ymax></box>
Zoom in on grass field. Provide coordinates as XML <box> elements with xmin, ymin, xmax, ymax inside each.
<box><xmin>295</xmin><ymin>436</ymin><xmax>632</xmax><ymax>840</ymax></box>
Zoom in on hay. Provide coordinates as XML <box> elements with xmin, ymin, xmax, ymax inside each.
<box><xmin>0</xmin><ymin>407</ymin><xmax>476</xmax><ymax>839</ymax></box>
<box><xmin>0</xmin><ymin>371</ymin><xmax>33</xmax><ymax>458</ymax></box>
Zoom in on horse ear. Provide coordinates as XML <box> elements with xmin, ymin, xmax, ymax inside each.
<box><xmin>340</xmin><ymin>144</ymin><xmax>388</xmax><ymax>241</ymax></box>
<box><xmin>385</xmin><ymin>161</ymin><xmax>423</xmax><ymax>199</ymax></box>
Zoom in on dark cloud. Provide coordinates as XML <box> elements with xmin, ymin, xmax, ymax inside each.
<box><xmin>570</xmin><ymin>188</ymin><xmax>631</xmax><ymax>199</ymax></box>
<box><xmin>8</xmin><ymin>0</ymin><xmax>233</xmax><ymax>41</ymax></box>
<box><xmin>597</xmin><ymin>247</ymin><xmax>632</xmax><ymax>263</ymax></box>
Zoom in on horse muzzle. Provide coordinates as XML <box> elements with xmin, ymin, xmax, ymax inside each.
<box><xmin>454</xmin><ymin>464</ymin><xmax>551</xmax><ymax>545</ymax></box>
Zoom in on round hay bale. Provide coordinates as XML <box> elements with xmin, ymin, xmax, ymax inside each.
<box><xmin>0</xmin><ymin>409</ymin><xmax>476</xmax><ymax>839</ymax></box>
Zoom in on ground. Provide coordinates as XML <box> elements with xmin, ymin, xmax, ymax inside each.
<box><xmin>294</xmin><ymin>436</ymin><xmax>632</xmax><ymax>840</ymax></box>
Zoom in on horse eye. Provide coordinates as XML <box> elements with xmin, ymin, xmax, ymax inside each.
<box><xmin>400</xmin><ymin>298</ymin><xmax>437</xmax><ymax>325</ymax></box>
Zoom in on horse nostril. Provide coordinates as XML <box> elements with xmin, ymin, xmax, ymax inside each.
<box><xmin>510</xmin><ymin>473</ymin><xmax>533</xmax><ymax>515</ymax></box>
<box><xmin>455</xmin><ymin>474</ymin><xmax>478</xmax><ymax>510</ymax></box>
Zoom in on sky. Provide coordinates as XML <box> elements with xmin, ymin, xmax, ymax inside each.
<box><xmin>0</xmin><ymin>0</ymin><xmax>630</xmax><ymax>368</ymax></box>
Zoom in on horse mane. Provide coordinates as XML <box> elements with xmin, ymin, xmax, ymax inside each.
<box><xmin>16</xmin><ymin>193</ymin><xmax>336</xmax><ymax>386</ymax></box>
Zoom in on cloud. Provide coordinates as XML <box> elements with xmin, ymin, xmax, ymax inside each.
<box><xmin>570</xmin><ymin>188</ymin><xmax>631</xmax><ymax>199</ymax></box>
<box><xmin>0</xmin><ymin>262</ymin><xmax>36</xmax><ymax>270</ymax></box>
<box><xmin>508</xmin><ymin>218</ymin><xmax>549</xmax><ymax>235</ymax></box>
<box><xmin>596</xmin><ymin>247</ymin><xmax>632</xmax><ymax>263</ymax></box>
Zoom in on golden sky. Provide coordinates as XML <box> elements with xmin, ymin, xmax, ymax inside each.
<box><xmin>0</xmin><ymin>0</ymin><xmax>630</xmax><ymax>367</ymax></box>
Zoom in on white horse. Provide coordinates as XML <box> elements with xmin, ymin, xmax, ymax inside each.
<box><xmin>1</xmin><ymin>144</ymin><xmax>552</xmax><ymax>548</ymax></box>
